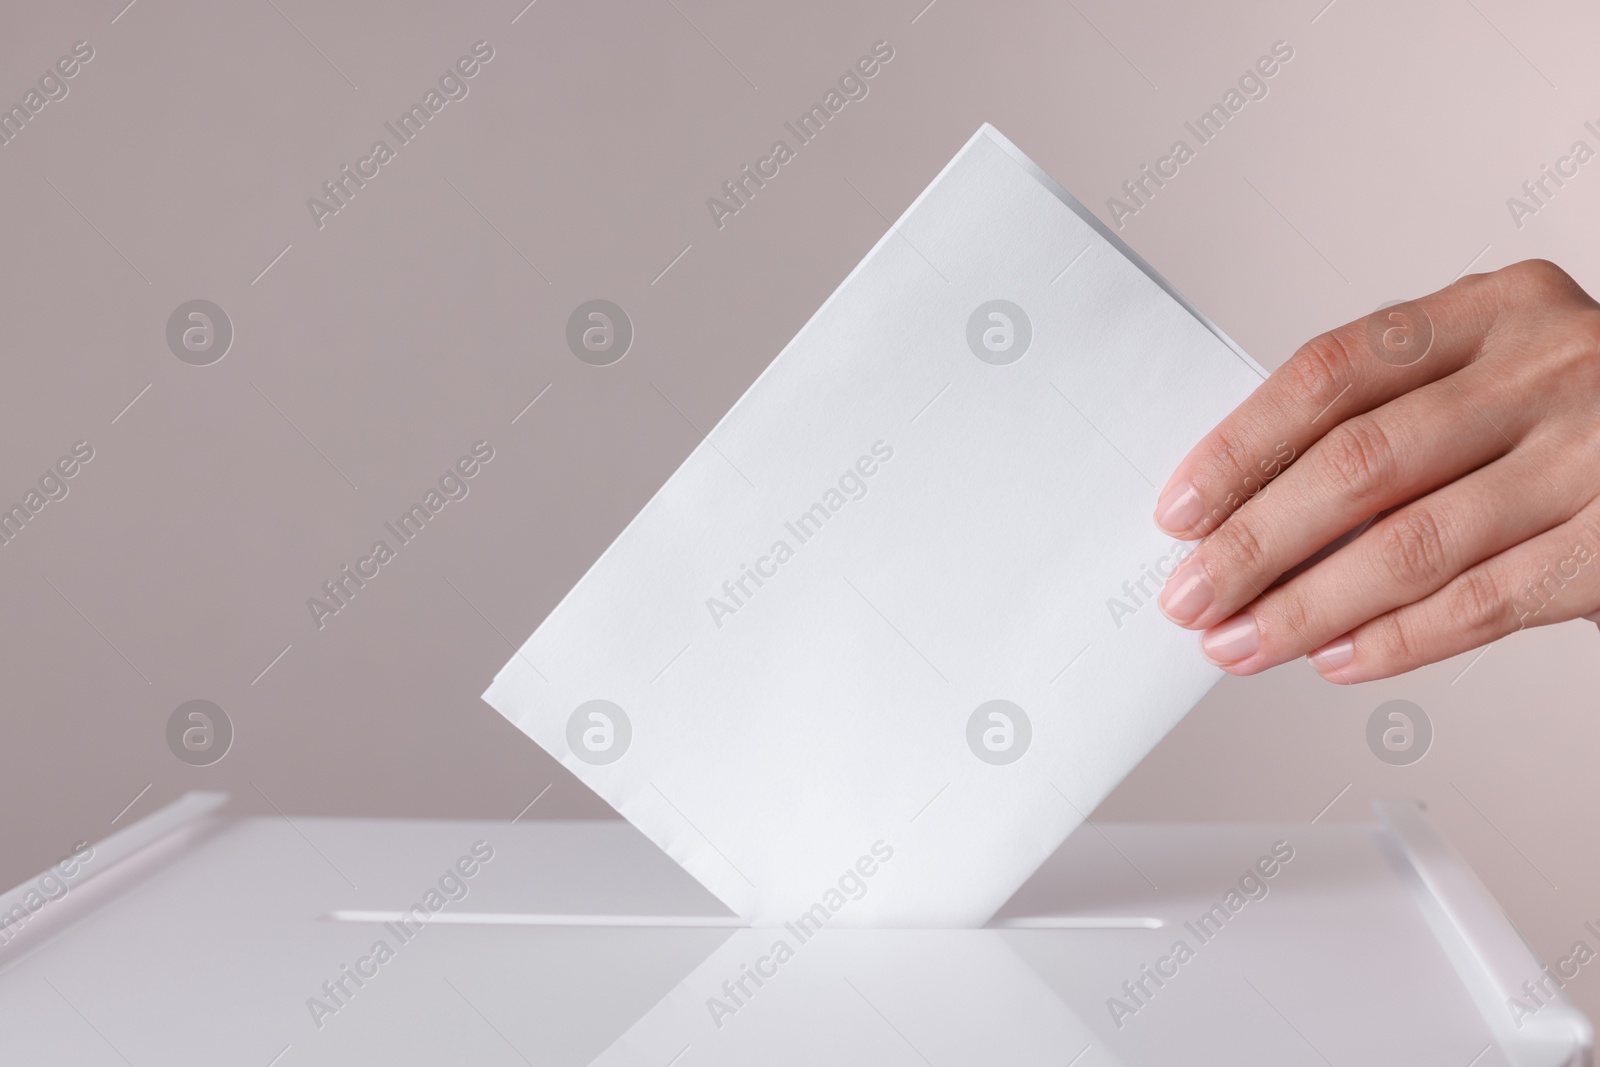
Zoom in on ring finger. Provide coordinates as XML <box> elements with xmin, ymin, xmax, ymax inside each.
<box><xmin>1307</xmin><ymin>502</ymin><xmax>1600</xmax><ymax>683</ymax></box>
<box><xmin>1196</xmin><ymin>443</ymin><xmax>1582</xmax><ymax>675</ymax></box>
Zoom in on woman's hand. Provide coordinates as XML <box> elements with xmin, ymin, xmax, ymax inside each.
<box><xmin>1153</xmin><ymin>259</ymin><xmax>1600</xmax><ymax>683</ymax></box>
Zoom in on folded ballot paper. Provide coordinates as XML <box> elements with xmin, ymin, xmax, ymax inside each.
<box><xmin>484</xmin><ymin>124</ymin><xmax>1267</xmax><ymax>927</ymax></box>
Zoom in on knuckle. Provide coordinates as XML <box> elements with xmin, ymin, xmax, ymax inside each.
<box><xmin>1261</xmin><ymin>590</ymin><xmax>1314</xmax><ymax>652</ymax></box>
<box><xmin>1446</xmin><ymin>568</ymin><xmax>1509</xmax><ymax>634</ymax></box>
<box><xmin>1498</xmin><ymin>259</ymin><xmax>1594</xmax><ymax>314</ymax></box>
<box><xmin>1504</xmin><ymin>258</ymin><xmax>1578</xmax><ymax>297</ymax></box>
<box><xmin>1370</xmin><ymin>610</ymin><xmax>1417</xmax><ymax>669</ymax></box>
<box><xmin>1378</xmin><ymin>508</ymin><xmax>1452</xmax><ymax>589</ymax></box>
<box><xmin>1196</xmin><ymin>427</ymin><xmax>1254</xmax><ymax>533</ymax></box>
<box><xmin>1286</xmin><ymin>332</ymin><xmax>1354</xmax><ymax>403</ymax></box>
<box><xmin>1208</xmin><ymin>517</ymin><xmax>1268</xmax><ymax>574</ymax></box>
<box><xmin>1318</xmin><ymin>418</ymin><xmax>1395</xmax><ymax>501</ymax></box>
<box><xmin>1207</xmin><ymin>425</ymin><xmax>1249</xmax><ymax>485</ymax></box>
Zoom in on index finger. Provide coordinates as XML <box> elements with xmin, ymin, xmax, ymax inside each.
<box><xmin>1152</xmin><ymin>274</ymin><xmax>1504</xmax><ymax>539</ymax></box>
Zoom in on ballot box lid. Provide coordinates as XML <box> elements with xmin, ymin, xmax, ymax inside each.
<box><xmin>0</xmin><ymin>795</ymin><xmax>1587</xmax><ymax>1066</ymax></box>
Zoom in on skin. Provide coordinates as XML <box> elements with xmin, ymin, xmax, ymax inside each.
<box><xmin>1152</xmin><ymin>259</ymin><xmax>1600</xmax><ymax>683</ymax></box>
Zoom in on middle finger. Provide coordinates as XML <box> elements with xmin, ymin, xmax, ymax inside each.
<box><xmin>1157</xmin><ymin>370</ymin><xmax>1528</xmax><ymax>630</ymax></box>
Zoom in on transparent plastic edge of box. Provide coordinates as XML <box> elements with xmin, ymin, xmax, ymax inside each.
<box><xmin>1377</xmin><ymin>799</ymin><xmax>1592</xmax><ymax>1066</ymax></box>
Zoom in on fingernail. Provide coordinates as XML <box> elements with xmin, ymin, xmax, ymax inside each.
<box><xmin>1159</xmin><ymin>567</ymin><xmax>1213</xmax><ymax>625</ymax></box>
<box><xmin>1309</xmin><ymin>636</ymin><xmax>1355</xmax><ymax>672</ymax></box>
<box><xmin>1155</xmin><ymin>482</ymin><xmax>1203</xmax><ymax>534</ymax></box>
<box><xmin>1202</xmin><ymin>614</ymin><xmax>1260</xmax><ymax>665</ymax></box>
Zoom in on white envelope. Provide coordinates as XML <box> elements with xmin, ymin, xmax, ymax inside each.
<box><xmin>484</xmin><ymin>124</ymin><xmax>1267</xmax><ymax>927</ymax></box>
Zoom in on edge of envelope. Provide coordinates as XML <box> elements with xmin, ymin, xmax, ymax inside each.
<box><xmin>974</xmin><ymin>124</ymin><xmax>1268</xmax><ymax>383</ymax></box>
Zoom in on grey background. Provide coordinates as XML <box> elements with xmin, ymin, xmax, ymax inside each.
<box><xmin>4</xmin><ymin>0</ymin><xmax>1600</xmax><ymax>1020</ymax></box>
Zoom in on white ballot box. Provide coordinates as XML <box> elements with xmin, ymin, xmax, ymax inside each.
<box><xmin>0</xmin><ymin>793</ymin><xmax>1586</xmax><ymax>1066</ymax></box>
